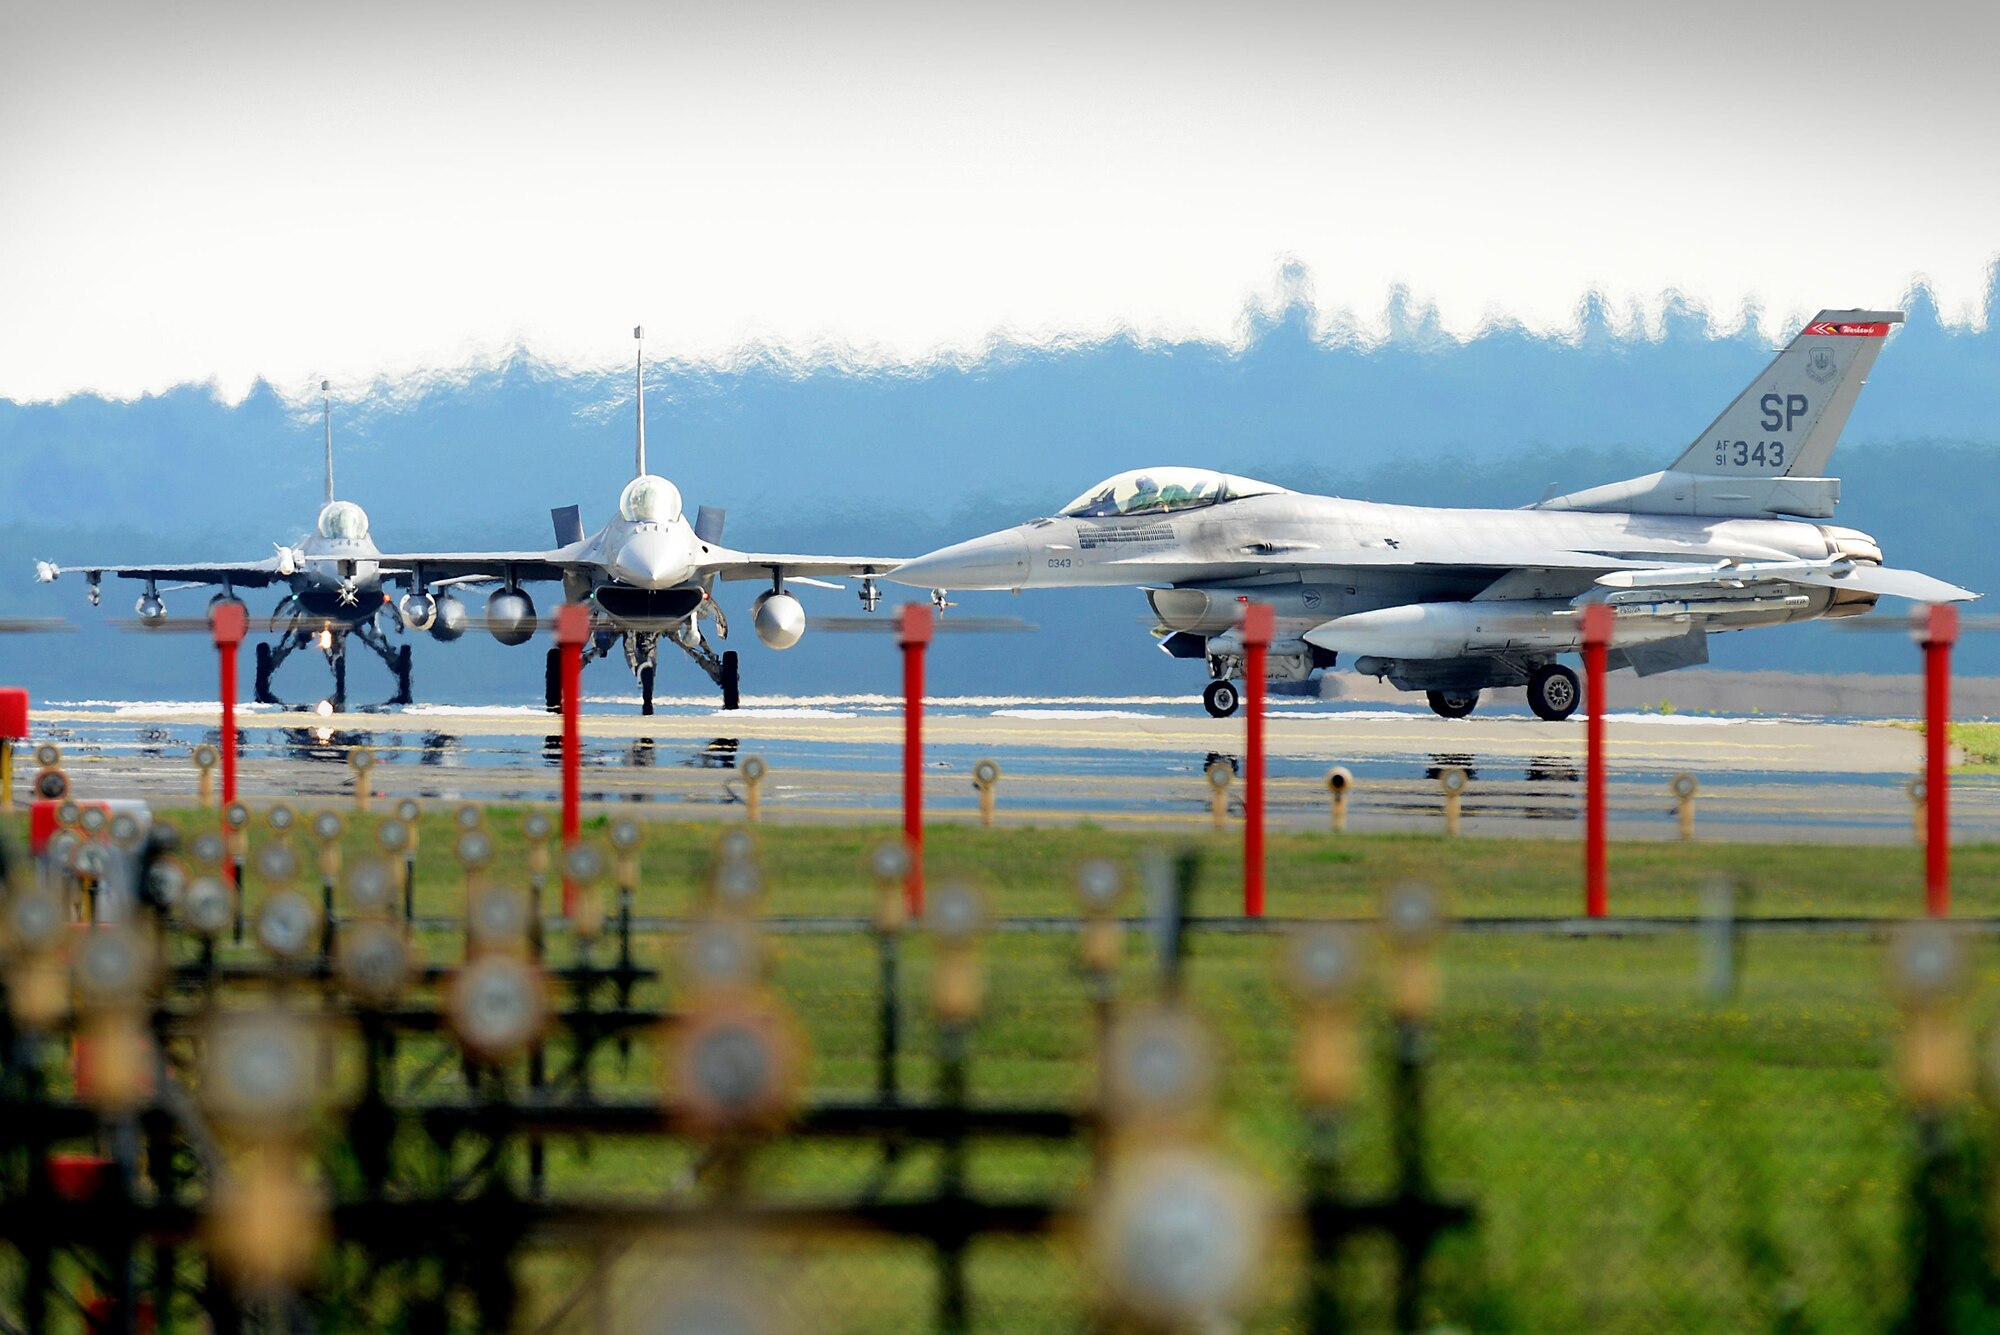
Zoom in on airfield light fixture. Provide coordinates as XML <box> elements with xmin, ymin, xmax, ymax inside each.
<box><xmin>337</xmin><ymin>920</ymin><xmax>412</xmax><ymax>1007</ymax></box>
<box><xmin>1089</xmin><ymin>1146</ymin><xmax>1267</xmax><ymax>1327</ymax></box>
<box><xmin>448</xmin><ymin>954</ymin><xmax>548</xmax><ymax>1062</ymax></box>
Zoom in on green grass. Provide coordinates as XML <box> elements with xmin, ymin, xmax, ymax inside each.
<box><xmin>1891</xmin><ymin>718</ymin><xmax>2000</xmax><ymax>773</ymax></box>
<box><xmin>9</xmin><ymin>810</ymin><xmax>1996</xmax><ymax>1331</ymax></box>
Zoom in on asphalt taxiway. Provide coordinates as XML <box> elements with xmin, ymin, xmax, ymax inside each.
<box><xmin>20</xmin><ymin>697</ymin><xmax>1994</xmax><ymax>844</ymax></box>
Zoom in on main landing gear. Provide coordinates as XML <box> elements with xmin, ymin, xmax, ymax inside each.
<box><xmin>1526</xmin><ymin>664</ymin><xmax>1581</xmax><ymax>722</ymax></box>
<box><xmin>1202</xmin><ymin>679</ymin><xmax>1241</xmax><ymax>718</ymax></box>
<box><xmin>255</xmin><ymin>619</ymin><xmax>413</xmax><ymax>710</ymax></box>
<box><xmin>1426</xmin><ymin>690</ymin><xmax>1479</xmax><ymax>720</ymax></box>
<box><xmin>544</xmin><ymin>621</ymin><xmax>742</xmax><ymax>715</ymax></box>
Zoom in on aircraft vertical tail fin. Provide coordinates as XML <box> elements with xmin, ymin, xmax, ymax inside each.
<box><xmin>1671</xmin><ymin>309</ymin><xmax>1901</xmax><ymax>479</ymax></box>
<box><xmin>1537</xmin><ymin>307</ymin><xmax>1901</xmax><ymax>519</ymax></box>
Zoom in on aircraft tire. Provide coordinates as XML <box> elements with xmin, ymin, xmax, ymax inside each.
<box><xmin>1526</xmin><ymin>664</ymin><xmax>1581</xmax><ymax>722</ymax></box>
<box><xmin>254</xmin><ymin>642</ymin><xmax>275</xmax><ymax>704</ymax></box>
<box><xmin>721</xmin><ymin>650</ymin><xmax>741</xmax><ymax>711</ymax></box>
<box><xmin>392</xmin><ymin>645</ymin><xmax>414</xmax><ymax>706</ymax></box>
<box><xmin>1426</xmin><ymin>689</ymin><xmax>1478</xmax><ymax>720</ymax></box>
<box><xmin>639</xmin><ymin>663</ymin><xmax>655</xmax><ymax>717</ymax></box>
<box><xmin>544</xmin><ymin>647</ymin><xmax>562</xmax><ymax>713</ymax></box>
<box><xmin>1202</xmin><ymin>679</ymin><xmax>1240</xmax><ymax>718</ymax></box>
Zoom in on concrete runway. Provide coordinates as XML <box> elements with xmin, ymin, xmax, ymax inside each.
<box><xmin>21</xmin><ymin>696</ymin><xmax>1998</xmax><ymax>843</ymax></box>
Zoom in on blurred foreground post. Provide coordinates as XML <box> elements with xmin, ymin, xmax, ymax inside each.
<box><xmin>556</xmin><ymin>603</ymin><xmax>589</xmax><ymax>915</ymax></box>
<box><xmin>210</xmin><ymin>602</ymin><xmax>246</xmax><ymax>811</ymax></box>
<box><xmin>1241</xmin><ymin>602</ymin><xmax>1272</xmax><ymax>918</ymax></box>
<box><xmin>0</xmin><ymin>688</ymin><xmax>26</xmax><ymax>809</ymax></box>
<box><xmin>1581</xmin><ymin>603</ymin><xmax>1611</xmax><ymax>918</ymax></box>
<box><xmin>899</xmin><ymin>604</ymin><xmax>932</xmax><ymax>916</ymax></box>
<box><xmin>1918</xmin><ymin>604</ymin><xmax>1956</xmax><ymax>917</ymax></box>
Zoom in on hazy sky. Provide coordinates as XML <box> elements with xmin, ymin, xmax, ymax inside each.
<box><xmin>3</xmin><ymin>0</ymin><xmax>1996</xmax><ymax>402</ymax></box>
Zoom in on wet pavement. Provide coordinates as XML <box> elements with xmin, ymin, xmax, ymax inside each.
<box><xmin>19</xmin><ymin>695</ymin><xmax>1995</xmax><ymax>843</ymax></box>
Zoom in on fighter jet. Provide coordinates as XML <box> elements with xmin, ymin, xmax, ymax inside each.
<box><xmin>889</xmin><ymin>309</ymin><xmax>1977</xmax><ymax>720</ymax></box>
<box><xmin>34</xmin><ymin>384</ymin><xmax>430</xmax><ymax>709</ymax></box>
<box><xmin>369</xmin><ymin>328</ymin><xmax>901</xmax><ymax>713</ymax></box>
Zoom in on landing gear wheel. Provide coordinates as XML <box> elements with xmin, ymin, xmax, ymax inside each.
<box><xmin>639</xmin><ymin>663</ymin><xmax>655</xmax><ymax>717</ymax></box>
<box><xmin>1526</xmin><ymin>664</ymin><xmax>1581</xmax><ymax>722</ymax></box>
<box><xmin>544</xmin><ymin>648</ymin><xmax>563</xmax><ymax>713</ymax></box>
<box><xmin>331</xmin><ymin>643</ymin><xmax>348</xmax><ymax>712</ymax></box>
<box><xmin>390</xmin><ymin>645</ymin><xmax>413</xmax><ymax>706</ymax></box>
<box><xmin>720</xmin><ymin>650</ymin><xmax>741</xmax><ymax>711</ymax></box>
<box><xmin>254</xmin><ymin>642</ymin><xmax>276</xmax><ymax>704</ymax></box>
<box><xmin>1426</xmin><ymin>689</ymin><xmax>1478</xmax><ymax>720</ymax></box>
<box><xmin>1202</xmin><ymin>679</ymin><xmax>1241</xmax><ymax>718</ymax></box>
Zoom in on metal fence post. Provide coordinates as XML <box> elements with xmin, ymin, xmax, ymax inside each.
<box><xmin>899</xmin><ymin>605</ymin><xmax>933</xmax><ymax>917</ymax></box>
<box><xmin>1581</xmin><ymin>604</ymin><xmax>1612</xmax><ymax>919</ymax></box>
<box><xmin>556</xmin><ymin>604</ymin><xmax>589</xmax><ymax>916</ymax></box>
<box><xmin>1918</xmin><ymin>604</ymin><xmax>1957</xmax><ymax>917</ymax></box>
<box><xmin>210</xmin><ymin>603</ymin><xmax>246</xmax><ymax>812</ymax></box>
<box><xmin>1241</xmin><ymin>602</ymin><xmax>1272</xmax><ymax>918</ymax></box>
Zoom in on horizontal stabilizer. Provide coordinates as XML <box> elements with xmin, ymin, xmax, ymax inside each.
<box><xmin>1790</xmin><ymin>564</ymin><xmax>1977</xmax><ymax>604</ymax></box>
<box><xmin>1595</xmin><ymin>559</ymin><xmax>1976</xmax><ymax>603</ymax></box>
<box><xmin>694</xmin><ymin>506</ymin><xmax>726</xmax><ymax>545</ymax></box>
<box><xmin>550</xmin><ymin>505</ymin><xmax>584</xmax><ymax>547</ymax></box>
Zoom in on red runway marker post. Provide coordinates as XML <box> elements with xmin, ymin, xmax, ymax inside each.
<box><xmin>899</xmin><ymin>604</ymin><xmax>933</xmax><ymax>916</ymax></box>
<box><xmin>0</xmin><ymin>688</ymin><xmax>27</xmax><ymax>810</ymax></box>
<box><xmin>209</xmin><ymin>603</ymin><xmax>246</xmax><ymax>812</ymax></box>
<box><xmin>1240</xmin><ymin>601</ymin><xmax>1273</xmax><ymax>918</ymax></box>
<box><xmin>556</xmin><ymin>603</ymin><xmax>590</xmax><ymax>915</ymax></box>
<box><xmin>1581</xmin><ymin>603</ymin><xmax>1612</xmax><ymax>919</ymax></box>
<box><xmin>1918</xmin><ymin>603</ymin><xmax>1957</xmax><ymax>917</ymax></box>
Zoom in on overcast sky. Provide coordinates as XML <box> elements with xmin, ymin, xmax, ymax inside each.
<box><xmin>3</xmin><ymin>0</ymin><xmax>1996</xmax><ymax>403</ymax></box>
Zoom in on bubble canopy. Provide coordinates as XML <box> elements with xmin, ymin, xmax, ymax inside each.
<box><xmin>1058</xmin><ymin>468</ymin><xmax>1287</xmax><ymax>519</ymax></box>
<box><xmin>316</xmin><ymin>500</ymin><xmax>371</xmax><ymax>541</ymax></box>
<box><xmin>619</xmin><ymin>474</ymin><xmax>682</xmax><ymax>524</ymax></box>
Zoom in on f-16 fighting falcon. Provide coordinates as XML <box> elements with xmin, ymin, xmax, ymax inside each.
<box><xmin>370</xmin><ymin>328</ymin><xmax>902</xmax><ymax>714</ymax></box>
<box><xmin>890</xmin><ymin>309</ymin><xmax>1977</xmax><ymax>720</ymax></box>
<box><xmin>35</xmin><ymin>385</ymin><xmax>427</xmax><ymax>709</ymax></box>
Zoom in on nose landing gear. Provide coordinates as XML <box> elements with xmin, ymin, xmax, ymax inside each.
<box><xmin>253</xmin><ymin>615</ymin><xmax>414</xmax><ymax>711</ymax></box>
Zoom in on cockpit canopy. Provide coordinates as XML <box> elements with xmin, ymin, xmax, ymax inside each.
<box><xmin>316</xmin><ymin>500</ymin><xmax>371</xmax><ymax>541</ymax></box>
<box><xmin>619</xmin><ymin>474</ymin><xmax>682</xmax><ymax>525</ymax></box>
<box><xmin>1058</xmin><ymin>468</ymin><xmax>1288</xmax><ymax>519</ymax></box>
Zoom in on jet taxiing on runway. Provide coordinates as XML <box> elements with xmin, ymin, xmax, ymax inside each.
<box><xmin>34</xmin><ymin>385</ymin><xmax>431</xmax><ymax>709</ymax></box>
<box><xmin>889</xmin><ymin>309</ymin><xmax>1978</xmax><ymax>720</ymax></box>
<box><xmin>368</xmin><ymin>329</ymin><xmax>901</xmax><ymax>713</ymax></box>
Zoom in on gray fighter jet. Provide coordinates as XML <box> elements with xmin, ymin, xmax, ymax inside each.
<box><xmin>370</xmin><ymin>329</ymin><xmax>901</xmax><ymax>713</ymax></box>
<box><xmin>34</xmin><ymin>385</ymin><xmax>427</xmax><ymax>708</ymax></box>
<box><xmin>889</xmin><ymin>309</ymin><xmax>1977</xmax><ymax>719</ymax></box>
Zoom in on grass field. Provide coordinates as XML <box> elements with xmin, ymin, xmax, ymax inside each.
<box><xmin>9</xmin><ymin>810</ymin><xmax>2000</xmax><ymax>1331</ymax></box>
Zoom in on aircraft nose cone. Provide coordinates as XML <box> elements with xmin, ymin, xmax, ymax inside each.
<box><xmin>889</xmin><ymin>531</ymin><xmax>1031</xmax><ymax>590</ymax></box>
<box><xmin>613</xmin><ymin>531</ymin><xmax>691</xmax><ymax>589</ymax></box>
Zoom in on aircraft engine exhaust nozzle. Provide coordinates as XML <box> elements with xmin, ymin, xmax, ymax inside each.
<box><xmin>400</xmin><ymin>592</ymin><xmax>438</xmax><ymax>632</ymax></box>
<box><xmin>430</xmin><ymin>592</ymin><xmax>468</xmax><ymax>642</ymax></box>
<box><xmin>485</xmin><ymin>588</ymin><xmax>537</xmax><ymax>646</ymax></box>
<box><xmin>751</xmin><ymin>591</ymin><xmax>806</xmax><ymax>650</ymax></box>
<box><xmin>888</xmin><ymin>530</ymin><xmax>1031</xmax><ymax>591</ymax></box>
<box><xmin>135</xmin><ymin>593</ymin><xmax>167</xmax><ymax>625</ymax></box>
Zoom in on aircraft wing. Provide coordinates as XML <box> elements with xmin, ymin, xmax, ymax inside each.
<box><xmin>368</xmin><ymin>548</ymin><xmax>586</xmax><ymax>583</ymax></box>
<box><xmin>702</xmin><ymin>552</ymin><xmax>904</xmax><ymax>582</ymax></box>
<box><xmin>34</xmin><ymin>558</ymin><xmax>289</xmax><ymax>588</ymax></box>
<box><xmin>1595</xmin><ymin>559</ymin><xmax>1978</xmax><ymax>603</ymax></box>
